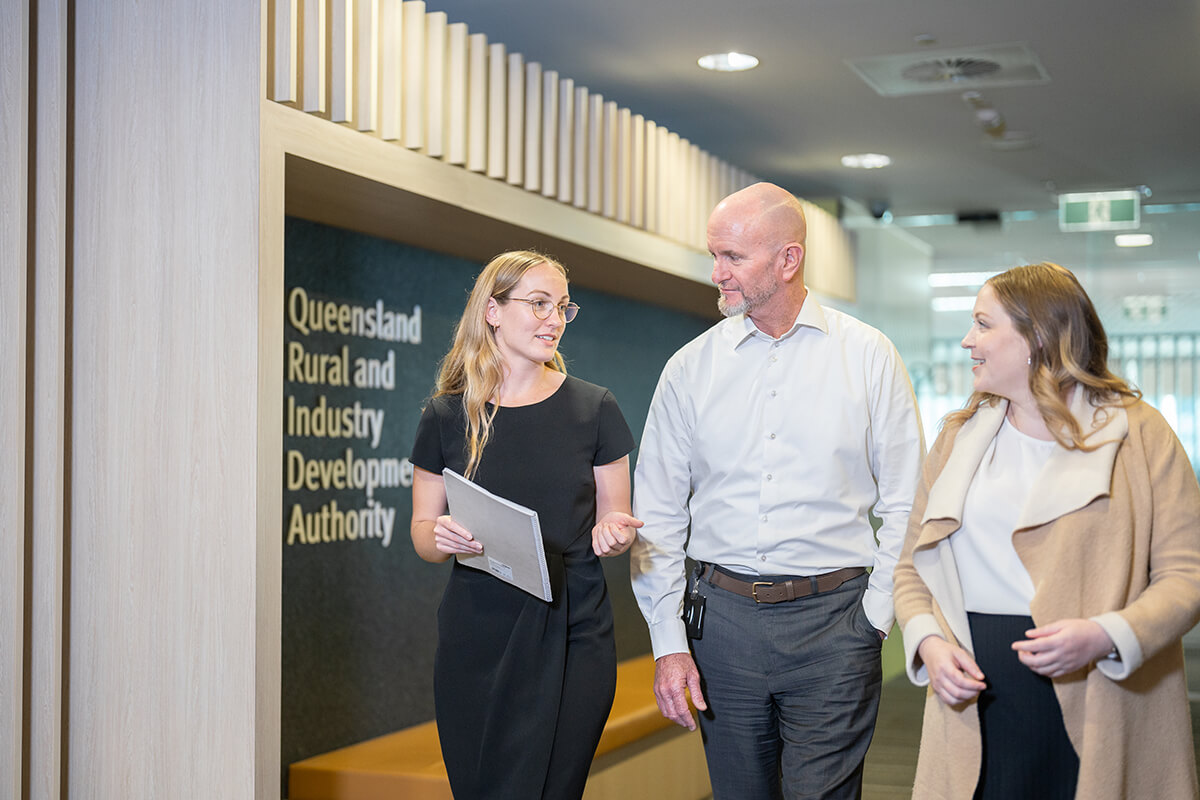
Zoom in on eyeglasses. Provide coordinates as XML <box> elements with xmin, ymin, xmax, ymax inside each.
<box><xmin>505</xmin><ymin>297</ymin><xmax>580</xmax><ymax>323</ymax></box>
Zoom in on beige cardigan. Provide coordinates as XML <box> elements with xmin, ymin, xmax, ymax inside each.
<box><xmin>894</xmin><ymin>390</ymin><xmax>1200</xmax><ymax>800</ymax></box>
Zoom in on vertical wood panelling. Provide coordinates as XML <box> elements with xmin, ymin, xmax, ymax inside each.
<box><xmin>0</xmin><ymin>4</ymin><xmax>28</xmax><ymax>798</ymax></box>
<box><xmin>31</xmin><ymin>3</ymin><xmax>69</xmax><ymax>798</ymax></box>
<box><xmin>486</xmin><ymin>43</ymin><xmax>506</xmax><ymax>179</ymax></box>
<box><xmin>444</xmin><ymin>22</ymin><xmax>467</xmax><ymax>164</ymax></box>
<box><xmin>601</xmin><ymin>102</ymin><xmax>617</xmax><ymax>218</ymax></box>
<box><xmin>505</xmin><ymin>52</ymin><xmax>524</xmax><ymax>185</ymax></box>
<box><xmin>616</xmin><ymin>107</ymin><xmax>631</xmax><ymax>224</ymax></box>
<box><xmin>556</xmin><ymin>77</ymin><xmax>574</xmax><ymax>203</ymax></box>
<box><xmin>691</xmin><ymin>142</ymin><xmax>703</xmax><ymax>247</ymax></box>
<box><xmin>539</xmin><ymin>70</ymin><xmax>557</xmax><ymax>197</ymax></box>
<box><xmin>465</xmin><ymin>32</ymin><xmax>486</xmax><ymax>172</ymax></box>
<box><xmin>667</xmin><ymin>132</ymin><xmax>682</xmax><ymax>243</ymax></box>
<box><xmin>299</xmin><ymin>0</ymin><xmax>326</xmax><ymax>112</ymax></box>
<box><xmin>353</xmin><ymin>0</ymin><xmax>378</xmax><ymax>131</ymax></box>
<box><xmin>401</xmin><ymin>0</ymin><xmax>425</xmax><ymax>148</ymax></box>
<box><xmin>629</xmin><ymin>113</ymin><xmax>644</xmax><ymax>228</ymax></box>
<box><xmin>522</xmin><ymin>62</ymin><xmax>541</xmax><ymax>192</ymax></box>
<box><xmin>586</xmin><ymin>94</ymin><xmax>603</xmax><ymax>214</ymax></box>
<box><xmin>264</xmin><ymin>2</ymin><xmax>774</xmax><ymax>253</ymax></box>
<box><xmin>376</xmin><ymin>0</ymin><xmax>401</xmax><ymax>140</ymax></box>
<box><xmin>571</xmin><ymin>85</ymin><xmax>587</xmax><ymax>208</ymax></box>
<box><xmin>72</xmin><ymin>0</ymin><xmax>260</xmax><ymax>796</ymax></box>
<box><xmin>423</xmin><ymin>11</ymin><xmax>446</xmax><ymax>156</ymax></box>
<box><xmin>268</xmin><ymin>0</ymin><xmax>297</xmax><ymax>101</ymax></box>
<box><xmin>257</xmin><ymin>108</ymin><xmax>287</xmax><ymax>800</ymax></box>
<box><xmin>327</xmin><ymin>0</ymin><xmax>352</xmax><ymax>122</ymax></box>
<box><xmin>644</xmin><ymin>120</ymin><xmax>658</xmax><ymax>234</ymax></box>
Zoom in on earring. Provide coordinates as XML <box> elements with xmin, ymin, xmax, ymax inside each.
<box><xmin>1027</xmin><ymin>356</ymin><xmax>1032</xmax><ymax>366</ymax></box>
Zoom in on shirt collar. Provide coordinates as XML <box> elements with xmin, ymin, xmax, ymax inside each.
<box><xmin>720</xmin><ymin>295</ymin><xmax>829</xmax><ymax>350</ymax></box>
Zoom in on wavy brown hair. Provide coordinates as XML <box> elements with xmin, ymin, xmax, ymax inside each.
<box><xmin>946</xmin><ymin>262</ymin><xmax>1139</xmax><ymax>450</ymax></box>
<box><xmin>433</xmin><ymin>251</ymin><xmax>568</xmax><ymax>478</ymax></box>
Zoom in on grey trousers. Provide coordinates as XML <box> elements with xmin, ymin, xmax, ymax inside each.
<box><xmin>690</xmin><ymin>569</ymin><xmax>882</xmax><ymax>800</ymax></box>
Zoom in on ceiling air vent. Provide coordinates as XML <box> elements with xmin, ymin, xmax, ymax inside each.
<box><xmin>901</xmin><ymin>57</ymin><xmax>1001</xmax><ymax>83</ymax></box>
<box><xmin>847</xmin><ymin>42</ymin><xmax>1050</xmax><ymax>96</ymax></box>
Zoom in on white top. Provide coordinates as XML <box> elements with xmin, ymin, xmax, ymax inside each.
<box><xmin>630</xmin><ymin>298</ymin><xmax>926</xmax><ymax>658</ymax></box>
<box><xmin>951</xmin><ymin>417</ymin><xmax>1057</xmax><ymax>615</ymax></box>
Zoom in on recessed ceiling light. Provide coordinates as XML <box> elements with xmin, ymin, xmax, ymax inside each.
<box><xmin>698</xmin><ymin>52</ymin><xmax>759</xmax><ymax>72</ymax></box>
<box><xmin>841</xmin><ymin>153</ymin><xmax>891</xmax><ymax>169</ymax></box>
<box><xmin>1115</xmin><ymin>233</ymin><xmax>1153</xmax><ymax>247</ymax></box>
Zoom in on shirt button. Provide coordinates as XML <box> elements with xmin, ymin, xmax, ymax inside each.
<box><xmin>761</xmin><ymin>514</ymin><xmax>768</xmax><ymax>522</ymax></box>
<box><xmin>770</xmin><ymin>390</ymin><xmax>777</xmax><ymax>397</ymax></box>
<box><xmin>770</xmin><ymin>355</ymin><xmax>778</xmax><ymax>363</ymax></box>
<box><xmin>766</xmin><ymin>474</ymin><xmax>773</xmax><ymax>481</ymax></box>
<box><xmin>760</xmin><ymin>555</ymin><xmax>767</xmax><ymax>562</ymax></box>
<box><xmin>769</xmin><ymin>433</ymin><xmax>776</xmax><ymax>439</ymax></box>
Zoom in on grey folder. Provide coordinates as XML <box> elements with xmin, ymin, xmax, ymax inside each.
<box><xmin>442</xmin><ymin>468</ymin><xmax>553</xmax><ymax>602</ymax></box>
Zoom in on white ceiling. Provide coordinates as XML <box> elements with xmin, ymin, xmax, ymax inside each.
<box><xmin>424</xmin><ymin>0</ymin><xmax>1200</xmax><ymax>305</ymax></box>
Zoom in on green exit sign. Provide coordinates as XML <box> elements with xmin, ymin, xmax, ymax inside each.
<box><xmin>1059</xmin><ymin>190</ymin><xmax>1141</xmax><ymax>232</ymax></box>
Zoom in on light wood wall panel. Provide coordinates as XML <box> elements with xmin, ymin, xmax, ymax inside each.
<box><xmin>268</xmin><ymin>0</ymin><xmax>297</xmax><ymax>101</ymax></box>
<box><xmin>327</xmin><ymin>0</ymin><xmax>352</xmax><ymax>122</ymax></box>
<box><xmin>299</xmin><ymin>0</ymin><xmax>325</xmax><ymax>112</ymax></box>
<box><xmin>70</xmin><ymin>0</ymin><xmax>260</xmax><ymax>796</ymax></box>
<box><xmin>556</xmin><ymin>77</ymin><xmax>573</xmax><ymax>203</ymax></box>
<box><xmin>602</xmin><ymin>100</ymin><xmax>617</xmax><ymax>219</ymax></box>
<box><xmin>353</xmin><ymin>0</ymin><xmax>378</xmax><ymax>131</ymax></box>
<box><xmin>443</xmin><ymin>22</ymin><xmax>467</xmax><ymax>164</ymax></box>
<box><xmin>522</xmin><ymin>61</ymin><xmax>541</xmax><ymax>192</ymax></box>
<box><xmin>31</xmin><ymin>4</ymin><xmax>69</xmax><ymax>799</ymax></box>
<box><xmin>486</xmin><ymin>42</ymin><xmax>505</xmax><ymax>179</ymax></box>
<box><xmin>644</xmin><ymin>120</ymin><xmax>658</xmax><ymax>234</ymax></box>
<box><xmin>401</xmin><ymin>0</ymin><xmax>424</xmax><ymax>148</ymax></box>
<box><xmin>572</xmin><ymin>85</ymin><xmax>587</xmax><ymax>209</ymax></box>
<box><xmin>587</xmin><ymin>93</ymin><xmax>602</xmax><ymax>214</ymax></box>
<box><xmin>377</xmin><ymin>0</ymin><xmax>401</xmax><ymax>140</ymax></box>
<box><xmin>465</xmin><ymin>32</ymin><xmax>486</xmax><ymax>172</ymax></box>
<box><xmin>505</xmin><ymin>51</ymin><xmax>524</xmax><ymax>185</ymax></box>
<box><xmin>423</xmin><ymin>11</ymin><xmax>445</xmax><ymax>155</ymax></box>
<box><xmin>1</xmin><ymin>5</ymin><xmax>29</xmax><ymax>798</ymax></box>
<box><xmin>539</xmin><ymin>70</ymin><xmax>558</xmax><ymax>197</ymax></box>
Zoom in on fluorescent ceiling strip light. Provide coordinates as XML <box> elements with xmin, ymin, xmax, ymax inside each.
<box><xmin>931</xmin><ymin>296</ymin><xmax>977</xmax><ymax>312</ymax></box>
<box><xmin>927</xmin><ymin>271</ymin><xmax>997</xmax><ymax>288</ymax></box>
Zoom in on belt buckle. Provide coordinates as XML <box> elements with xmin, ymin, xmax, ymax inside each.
<box><xmin>751</xmin><ymin>581</ymin><xmax>774</xmax><ymax>603</ymax></box>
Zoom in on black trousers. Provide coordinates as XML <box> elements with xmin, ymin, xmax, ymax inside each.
<box><xmin>968</xmin><ymin>612</ymin><xmax>1079</xmax><ymax>800</ymax></box>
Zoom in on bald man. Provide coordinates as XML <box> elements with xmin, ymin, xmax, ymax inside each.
<box><xmin>631</xmin><ymin>183</ymin><xmax>924</xmax><ymax>799</ymax></box>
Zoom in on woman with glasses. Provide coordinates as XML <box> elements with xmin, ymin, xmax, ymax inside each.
<box><xmin>410</xmin><ymin>250</ymin><xmax>642</xmax><ymax>800</ymax></box>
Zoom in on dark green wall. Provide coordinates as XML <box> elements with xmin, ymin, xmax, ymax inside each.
<box><xmin>281</xmin><ymin>217</ymin><xmax>713</xmax><ymax>782</ymax></box>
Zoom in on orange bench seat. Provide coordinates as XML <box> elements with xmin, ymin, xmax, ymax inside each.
<box><xmin>288</xmin><ymin>654</ymin><xmax>683</xmax><ymax>800</ymax></box>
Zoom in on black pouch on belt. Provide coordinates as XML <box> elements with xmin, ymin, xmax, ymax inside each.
<box><xmin>681</xmin><ymin>563</ymin><xmax>707</xmax><ymax>639</ymax></box>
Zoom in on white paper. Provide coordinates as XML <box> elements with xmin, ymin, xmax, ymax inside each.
<box><xmin>442</xmin><ymin>468</ymin><xmax>553</xmax><ymax>602</ymax></box>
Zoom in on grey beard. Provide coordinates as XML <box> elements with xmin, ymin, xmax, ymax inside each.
<box><xmin>716</xmin><ymin>276</ymin><xmax>778</xmax><ymax>317</ymax></box>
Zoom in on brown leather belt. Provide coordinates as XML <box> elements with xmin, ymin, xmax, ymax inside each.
<box><xmin>700</xmin><ymin>564</ymin><xmax>866</xmax><ymax>604</ymax></box>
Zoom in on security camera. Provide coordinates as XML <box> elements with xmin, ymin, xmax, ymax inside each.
<box><xmin>869</xmin><ymin>201</ymin><xmax>890</xmax><ymax>220</ymax></box>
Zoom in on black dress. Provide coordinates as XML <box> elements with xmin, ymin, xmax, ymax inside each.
<box><xmin>411</xmin><ymin>376</ymin><xmax>635</xmax><ymax>799</ymax></box>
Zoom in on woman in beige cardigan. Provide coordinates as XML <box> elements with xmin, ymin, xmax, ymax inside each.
<box><xmin>894</xmin><ymin>262</ymin><xmax>1200</xmax><ymax>799</ymax></box>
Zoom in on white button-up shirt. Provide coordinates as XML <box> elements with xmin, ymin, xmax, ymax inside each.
<box><xmin>631</xmin><ymin>298</ymin><xmax>926</xmax><ymax>658</ymax></box>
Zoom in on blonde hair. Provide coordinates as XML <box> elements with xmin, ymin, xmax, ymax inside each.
<box><xmin>946</xmin><ymin>262</ymin><xmax>1139</xmax><ymax>450</ymax></box>
<box><xmin>433</xmin><ymin>251</ymin><xmax>568</xmax><ymax>478</ymax></box>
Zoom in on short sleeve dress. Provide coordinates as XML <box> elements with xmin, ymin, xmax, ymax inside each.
<box><xmin>411</xmin><ymin>375</ymin><xmax>636</xmax><ymax>800</ymax></box>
